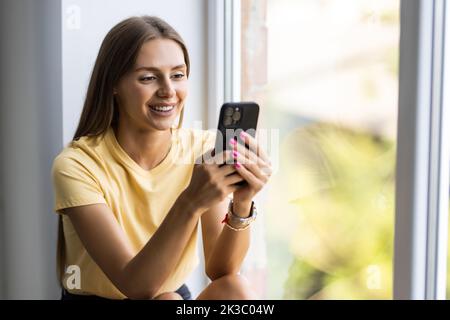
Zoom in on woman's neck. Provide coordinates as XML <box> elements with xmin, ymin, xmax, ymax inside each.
<box><xmin>114</xmin><ymin>123</ymin><xmax>172</xmax><ymax>171</ymax></box>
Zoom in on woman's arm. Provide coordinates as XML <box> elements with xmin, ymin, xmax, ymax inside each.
<box><xmin>203</xmin><ymin>131</ymin><xmax>272</xmax><ymax>280</ymax></box>
<box><xmin>201</xmin><ymin>199</ymin><xmax>252</xmax><ymax>280</ymax></box>
<box><xmin>64</xmin><ymin>190</ymin><xmax>202</xmax><ymax>299</ymax></box>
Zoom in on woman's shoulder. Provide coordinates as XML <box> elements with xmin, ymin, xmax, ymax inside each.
<box><xmin>52</xmin><ymin>134</ymin><xmax>107</xmax><ymax>172</ymax></box>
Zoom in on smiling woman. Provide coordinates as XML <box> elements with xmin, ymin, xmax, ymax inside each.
<box><xmin>72</xmin><ymin>16</ymin><xmax>190</xmax><ymax>141</ymax></box>
<box><xmin>52</xmin><ymin>15</ymin><xmax>272</xmax><ymax>300</ymax></box>
<box><xmin>114</xmin><ymin>39</ymin><xmax>187</xmax><ymax>134</ymax></box>
<box><xmin>112</xmin><ymin>38</ymin><xmax>188</xmax><ymax>170</ymax></box>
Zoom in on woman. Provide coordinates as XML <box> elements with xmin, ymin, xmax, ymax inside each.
<box><xmin>52</xmin><ymin>16</ymin><xmax>272</xmax><ymax>300</ymax></box>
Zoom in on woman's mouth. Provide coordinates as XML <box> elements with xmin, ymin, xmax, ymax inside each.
<box><xmin>148</xmin><ymin>104</ymin><xmax>176</xmax><ymax>117</ymax></box>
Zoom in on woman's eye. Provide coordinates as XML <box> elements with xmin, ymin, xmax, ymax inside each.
<box><xmin>172</xmin><ymin>73</ymin><xmax>185</xmax><ymax>79</ymax></box>
<box><xmin>141</xmin><ymin>76</ymin><xmax>156</xmax><ymax>81</ymax></box>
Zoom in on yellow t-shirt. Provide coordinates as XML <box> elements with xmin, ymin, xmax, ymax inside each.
<box><xmin>51</xmin><ymin>126</ymin><xmax>216</xmax><ymax>299</ymax></box>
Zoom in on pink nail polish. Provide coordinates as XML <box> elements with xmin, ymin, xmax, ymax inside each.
<box><xmin>229</xmin><ymin>138</ymin><xmax>236</xmax><ymax>145</ymax></box>
<box><xmin>240</xmin><ymin>131</ymin><xmax>247</xmax><ymax>138</ymax></box>
<box><xmin>233</xmin><ymin>151</ymin><xmax>238</xmax><ymax>158</ymax></box>
<box><xmin>235</xmin><ymin>162</ymin><xmax>241</xmax><ymax>169</ymax></box>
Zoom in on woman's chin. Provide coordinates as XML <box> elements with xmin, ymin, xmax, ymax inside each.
<box><xmin>148</xmin><ymin>110</ymin><xmax>180</xmax><ymax>129</ymax></box>
<box><xmin>147</xmin><ymin>121</ymin><xmax>173</xmax><ymax>131</ymax></box>
<box><xmin>147</xmin><ymin>117</ymin><xmax>178</xmax><ymax>131</ymax></box>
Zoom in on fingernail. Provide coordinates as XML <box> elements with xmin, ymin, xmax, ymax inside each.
<box><xmin>229</xmin><ymin>138</ymin><xmax>236</xmax><ymax>145</ymax></box>
<box><xmin>235</xmin><ymin>162</ymin><xmax>241</xmax><ymax>169</ymax></box>
<box><xmin>233</xmin><ymin>151</ymin><xmax>238</xmax><ymax>158</ymax></box>
<box><xmin>240</xmin><ymin>131</ymin><xmax>247</xmax><ymax>138</ymax></box>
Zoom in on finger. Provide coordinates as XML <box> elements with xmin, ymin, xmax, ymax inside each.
<box><xmin>232</xmin><ymin>141</ymin><xmax>272</xmax><ymax>178</ymax></box>
<box><xmin>260</xmin><ymin>165</ymin><xmax>273</xmax><ymax>178</ymax></box>
<box><xmin>232</xmin><ymin>151</ymin><xmax>267</xmax><ymax>182</ymax></box>
<box><xmin>232</xmin><ymin>141</ymin><xmax>265</xmax><ymax>167</ymax></box>
<box><xmin>239</xmin><ymin>131</ymin><xmax>271</xmax><ymax>165</ymax></box>
<box><xmin>233</xmin><ymin>160</ymin><xmax>263</xmax><ymax>189</ymax></box>
<box><xmin>218</xmin><ymin>164</ymin><xmax>238</xmax><ymax>176</ymax></box>
<box><xmin>224</xmin><ymin>172</ymin><xmax>244</xmax><ymax>185</ymax></box>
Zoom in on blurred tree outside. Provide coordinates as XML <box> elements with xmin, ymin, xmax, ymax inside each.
<box><xmin>279</xmin><ymin>123</ymin><xmax>395</xmax><ymax>299</ymax></box>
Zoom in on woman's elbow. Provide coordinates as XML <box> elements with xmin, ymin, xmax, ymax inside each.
<box><xmin>205</xmin><ymin>263</ymin><xmax>239</xmax><ymax>281</ymax></box>
<box><xmin>206</xmin><ymin>268</ymin><xmax>219</xmax><ymax>281</ymax></box>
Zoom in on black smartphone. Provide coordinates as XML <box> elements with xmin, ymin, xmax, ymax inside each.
<box><xmin>214</xmin><ymin>102</ymin><xmax>260</xmax><ymax>153</ymax></box>
<box><xmin>214</xmin><ymin>102</ymin><xmax>260</xmax><ymax>185</ymax></box>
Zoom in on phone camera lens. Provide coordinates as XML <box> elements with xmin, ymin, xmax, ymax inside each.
<box><xmin>223</xmin><ymin>116</ymin><xmax>232</xmax><ymax>126</ymax></box>
<box><xmin>232</xmin><ymin>111</ymin><xmax>241</xmax><ymax>121</ymax></box>
<box><xmin>225</xmin><ymin>107</ymin><xmax>233</xmax><ymax>116</ymax></box>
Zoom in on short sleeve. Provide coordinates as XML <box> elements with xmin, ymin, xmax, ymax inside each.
<box><xmin>51</xmin><ymin>155</ymin><xmax>107</xmax><ymax>214</ymax></box>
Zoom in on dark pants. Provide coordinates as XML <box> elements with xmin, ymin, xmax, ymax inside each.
<box><xmin>61</xmin><ymin>284</ymin><xmax>192</xmax><ymax>300</ymax></box>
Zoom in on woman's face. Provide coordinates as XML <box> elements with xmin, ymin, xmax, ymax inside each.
<box><xmin>115</xmin><ymin>38</ymin><xmax>188</xmax><ymax>132</ymax></box>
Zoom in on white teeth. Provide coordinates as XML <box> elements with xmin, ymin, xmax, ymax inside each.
<box><xmin>150</xmin><ymin>105</ymin><xmax>175</xmax><ymax>112</ymax></box>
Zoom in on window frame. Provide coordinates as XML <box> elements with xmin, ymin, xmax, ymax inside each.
<box><xmin>394</xmin><ymin>0</ymin><xmax>449</xmax><ymax>300</ymax></box>
<box><xmin>207</xmin><ymin>0</ymin><xmax>241</xmax><ymax>129</ymax></box>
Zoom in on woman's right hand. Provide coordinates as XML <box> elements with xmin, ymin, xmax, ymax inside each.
<box><xmin>181</xmin><ymin>149</ymin><xmax>244</xmax><ymax>214</ymax></box>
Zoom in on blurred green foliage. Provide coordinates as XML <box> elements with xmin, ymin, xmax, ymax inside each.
<box><xmin>278</xmin><ymin>123</ymin><xmax>395</xmax><ymax>299</ymax></box>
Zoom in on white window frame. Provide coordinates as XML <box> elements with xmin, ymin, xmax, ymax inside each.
<box><xmin>211</xmin><ymin>0</ymin><xmax>450</xmax><ymax>300</ymax></box>
<box><xmin>207</xmin><ymin>0</ymin><xmax>241</xmax><ymax>129</ymax></box>
<box><xmin>394</xmin><ymin>0</ymin><xmax>449</xmax><ymax>300</ymax></box>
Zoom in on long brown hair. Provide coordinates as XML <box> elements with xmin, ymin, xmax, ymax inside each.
<box><xmin>57</xmin><ymin>16</ymin><xmax>190</xmax><ymax>284</ymax></box>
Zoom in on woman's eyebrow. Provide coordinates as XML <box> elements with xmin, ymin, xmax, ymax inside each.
<box><xmin>134</xmin><ymin>64</ymin><xmax>186</xmax><ymax>72</ymax></box>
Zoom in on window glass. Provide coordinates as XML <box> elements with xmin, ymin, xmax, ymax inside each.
<box><xmin>241</xmin><ymin>0</ymin><xmax>399</xmax><ymax>299</ymax></box>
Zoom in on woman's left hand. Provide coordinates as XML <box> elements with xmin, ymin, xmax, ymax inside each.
<box><xmin>230</xmin><ymin>131</ymin><xmax>273</xmax><ymax>204</ymax></box>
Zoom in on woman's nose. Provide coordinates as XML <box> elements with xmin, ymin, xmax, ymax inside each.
<box><xmin>157</xmin><ymin>78</ymin><xmax>176</xmax><ymax>97</ymax></box>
